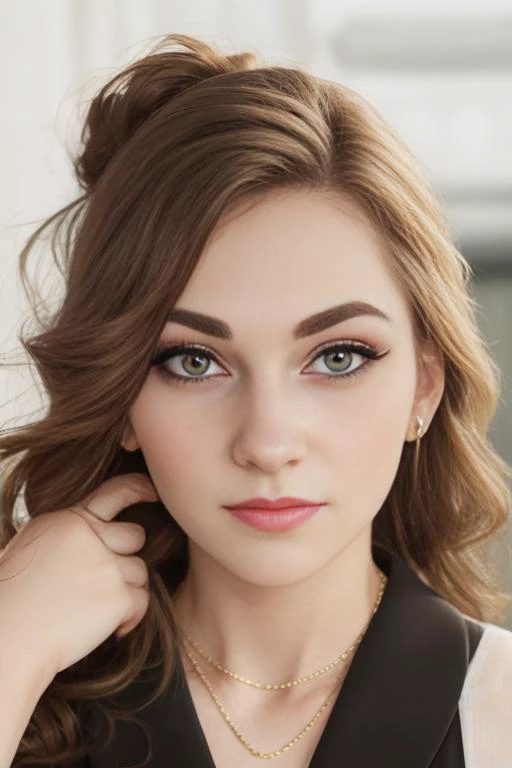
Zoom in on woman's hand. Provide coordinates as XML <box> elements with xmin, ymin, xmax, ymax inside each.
<box><xmin>0</xmin><ymin>473</ymin><xmax>157</xmax><ymax>681</ymax></box>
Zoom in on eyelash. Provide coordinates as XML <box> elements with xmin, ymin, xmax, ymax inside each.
<box><xmin>150</xmin><ymin>339</ymin><xmax>389</xmax><ymax>386</ymax></box>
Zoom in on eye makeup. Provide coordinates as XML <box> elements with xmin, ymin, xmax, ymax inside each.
<box><xmin>150</xmin><ymin>338</ymin><xmax>390</xmax><ymax>387</ymax></box>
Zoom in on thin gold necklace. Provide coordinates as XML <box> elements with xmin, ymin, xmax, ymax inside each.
<box><xmin>176</xmin><ymin>569</ymin><xmax>387</xmax><ymax>690</ymax></box>
<box><xmin>178</xmin><ymin>570</ymin><xmax>387</xmax><ymax>759</ymax></box>
<box><xmin>182</xmin><ymin>641</ymin><xmax>344</xmax><ymax>760</ymax></box>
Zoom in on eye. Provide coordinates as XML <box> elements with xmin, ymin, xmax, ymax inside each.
<box><xmin>151</xmin><ymin>344</ymin><xmax>222</xmax><ymax>383</ymax></box>
<box><xmin>306</xmin><ymin>343</ymin><xmax>379</xmax><ymax>379</ymax></box>
<box><xmin>150</xmin><ymin>340</ymin><xmax>389</xmax><ymax>386</ymax></box>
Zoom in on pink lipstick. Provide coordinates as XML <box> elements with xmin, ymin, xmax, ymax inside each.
<box><xmin>224</xmin><ymin>497</ymin><xmax>326</xmax><ymax>532</ymax></box>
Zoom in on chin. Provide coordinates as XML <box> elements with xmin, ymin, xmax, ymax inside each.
<box><xmin>218</xmin><ymin>552</ymin><xmax>330</xmax><ymax>589</ymax></box>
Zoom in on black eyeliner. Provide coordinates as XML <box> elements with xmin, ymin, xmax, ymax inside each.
<box><xmin>150</xmin><ymin>340</ymin><xmax>390</xmax><ymax>386</ymax></box>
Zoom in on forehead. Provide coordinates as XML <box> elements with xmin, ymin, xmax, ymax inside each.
<box><xmin>173</xmin><ymin>189</ymin><xmax>411</xmax><ymax>330</ymax></box>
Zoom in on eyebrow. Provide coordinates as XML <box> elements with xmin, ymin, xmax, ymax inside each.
<box><xmin>165</xmin><ymin>301</ymin><xmax>391</xmax><ymax>340</ymax></box>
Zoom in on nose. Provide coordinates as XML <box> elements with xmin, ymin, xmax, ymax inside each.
<box><xmin>230</xmin><ymin>383</ymin><xmax>308</xmax><ymax>472</ymax></box>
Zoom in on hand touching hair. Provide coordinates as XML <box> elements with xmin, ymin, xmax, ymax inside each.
<box><xmin>2</xmin><ymin>32</ymin><xmax>510</xmax><ymax>768</ymax></box>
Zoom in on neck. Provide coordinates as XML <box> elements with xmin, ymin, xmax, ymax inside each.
<box><xmin>172</xmin><ymin>529</ymin><xmax>384</xmax><ymax>684</ymax></box>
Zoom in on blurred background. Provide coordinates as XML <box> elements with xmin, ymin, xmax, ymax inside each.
<box><xmin>1</xmin><ymin>0</ymin><xmax>511</xmax><ymax>627</ymax></box>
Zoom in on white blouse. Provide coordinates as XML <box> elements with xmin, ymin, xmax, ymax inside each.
<box><xmin>459</xmin><ymin>621</ymin><xmax>512</xmax><ymax>767</ymax></box>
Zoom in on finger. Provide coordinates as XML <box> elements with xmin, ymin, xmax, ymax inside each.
<box><xmin>79</xmin><ymin>474</ymin><xmax>158</xmax><ymax>525</ymax></box>
<box><xmin>116</xmin><ymin>584</ymin><xmax>151</xmax><ymax>637</ymax></box>
<box><xmin>97</xmin><ymin>521</ymin><xmax>147</xmax><ymax>555</ymax></box>
<box><xmin>115</xmin><ymin>554</ymin><xmax>149</xmax><ymax>589</ymax></box>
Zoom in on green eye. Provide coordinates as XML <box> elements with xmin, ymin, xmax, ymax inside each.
<box><xmin>151</xmin><ymin>341</ymin><xmax>388</xmax><ymax>386</ymax></box>
<box><xmin>323</xmin><ymin>349</ymin><xmax>353</xmax><ymax>373</ymax></box>
<box><xmin>181</xmin><ymin>352</ymin><xmax>211</xmax><ymax>377</ymax></box>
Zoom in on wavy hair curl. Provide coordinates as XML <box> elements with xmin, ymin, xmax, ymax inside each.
<box><xmin>1</xmin><ymin>33</ymin><xmax>510</xmax><ymax>766</ymax></box>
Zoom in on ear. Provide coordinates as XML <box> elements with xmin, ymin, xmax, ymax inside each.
<box><xmin>406</xmin><ymin>339</ymin><xmax>445</xmax><ymax>442</ymax></box>
<box><xmin>120</xmin><ymin>420</ymin><xmax>140</xmax><ymax>452</ymax></box>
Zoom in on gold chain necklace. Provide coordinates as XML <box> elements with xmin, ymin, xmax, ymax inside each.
<box><xmin>176</xmin><ymin>570</ymin><xmax>387</xmax><ymax>690</ymax></box>
<box><xmin>178</xmin><ymin>570</ymin><xmax>387</xmax><ymax>759</ymax></box>
<box><xmin>182</xmin><ymin>641</ymin><xmax>344</xmax><ymax>760</ymax></box>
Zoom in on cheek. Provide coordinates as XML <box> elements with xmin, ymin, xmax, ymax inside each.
<box><xmin>327</xmin><ymin>361</ymin><xmax>415</xmax><ymax>499</ymax></box>
<box><xmin>127</xmin><ymin>395</ymin><xmax>210</xmax><ymax>504</ymax></box>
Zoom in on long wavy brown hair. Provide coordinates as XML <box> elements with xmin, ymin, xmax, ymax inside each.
<box><xmin>2</xmin><ymin>33</ymin><xmax>511</xmax><ymax>766</ymax></box>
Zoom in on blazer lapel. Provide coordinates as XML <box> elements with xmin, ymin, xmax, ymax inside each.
<box><xmin>308</xmin><ymin>544</ymin><xmax>471</xmax><ymax>767</ymax></box>
<box><xmin>88</xmin><ymin>543</ymin><xmax>471</xmax><ymax>767</ymax></box>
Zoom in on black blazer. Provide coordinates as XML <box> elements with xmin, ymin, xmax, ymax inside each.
<box><xmin>20</xmin><ymin>544</ymin><xmax>484</xmax><ymax>767</ymax></box>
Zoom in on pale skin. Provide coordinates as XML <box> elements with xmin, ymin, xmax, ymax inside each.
<box><xmin>121</xmin><ymin>188</ymin><xmax>445</xmax><ymax>764</ymax></box>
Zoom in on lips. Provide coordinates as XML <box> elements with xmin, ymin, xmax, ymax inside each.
<box><xmin>226</xmin><ymin>504</ymin><xmax>324</xmax><ymax>532</ymax></box>
<box><xmin>225</xmin><ymin>496</ymin><xmax>324</xmax><ymax>511</ymax></box>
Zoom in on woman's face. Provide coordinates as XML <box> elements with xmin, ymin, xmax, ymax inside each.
<box><xmin>123</xmin><ymin>189</ymin><xmax>444</xmax><ymax>587</ymax></box>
